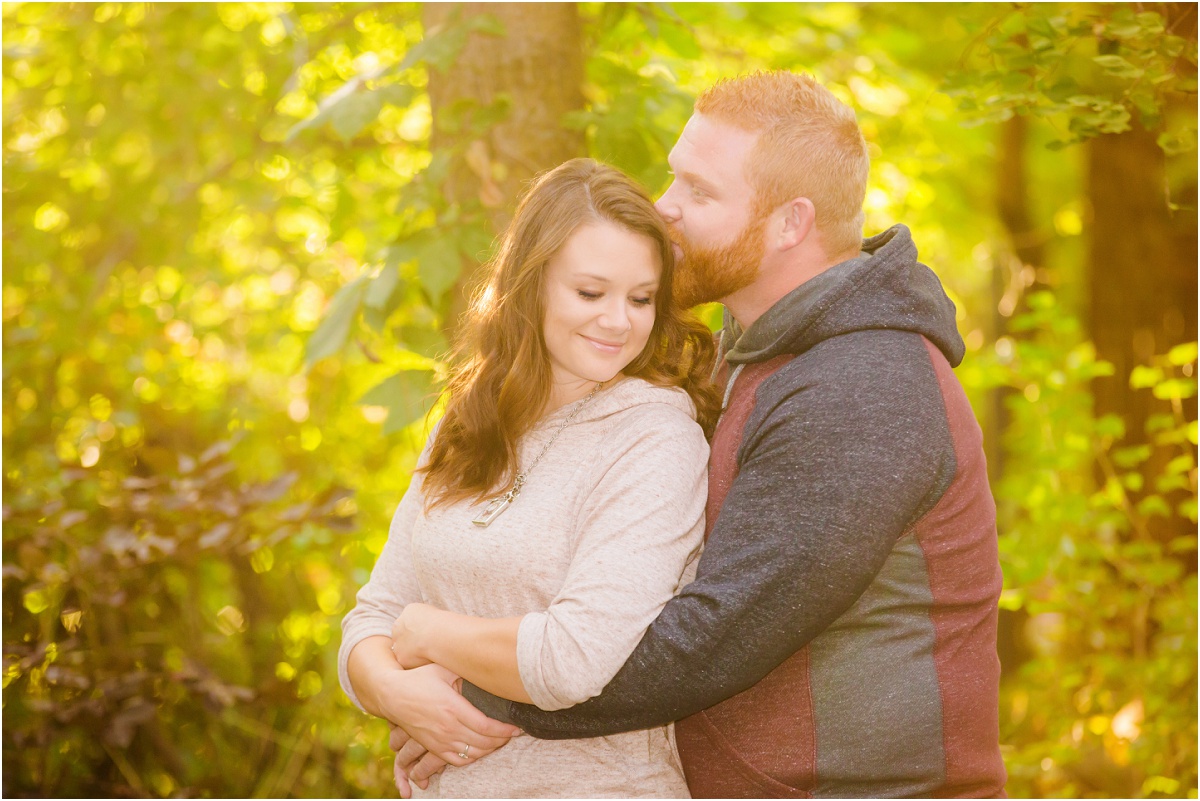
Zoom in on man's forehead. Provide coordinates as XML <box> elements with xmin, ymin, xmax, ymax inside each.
<box><xmin>669</xmin><ymin>114</ymin><xmax>758</xmax><ymax>179</ymax></box>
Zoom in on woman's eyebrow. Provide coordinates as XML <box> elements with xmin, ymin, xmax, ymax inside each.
<box><xmin>574</xmin><ymin>273</ymin><xmax>659</xmax><ymax>288</ymax></box>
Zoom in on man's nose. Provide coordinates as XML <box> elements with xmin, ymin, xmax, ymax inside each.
<box><xmin>655</xmin><ymin>181</ymin><xmax>681</xmax><ymax>223</ymax></box>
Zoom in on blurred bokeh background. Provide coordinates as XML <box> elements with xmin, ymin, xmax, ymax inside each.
<box><xmin>3</xmin><ymin>3</ymin><xmax>1196</xmax><ymax>797</ymax></box>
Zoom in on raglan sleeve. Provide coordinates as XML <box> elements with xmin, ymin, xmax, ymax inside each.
<box><xmin>337</xmin><ymin>443</ymin><xmax>431</xmax><ymax>712</ymax></box>
<box><xmin>464</xmin><ymin>336</ymin><xmax>954</xmax><ymax>737</ymax></box>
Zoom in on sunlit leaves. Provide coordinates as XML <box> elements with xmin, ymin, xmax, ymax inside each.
<box><xmin>5</xmin><ymin>2</ymin><xmax>1196</xmax><ymax>798</ymax></box>
<box><xmin>986</xmin><ymin>296</ymin><xmax>1197</xmax><ymax>796</ymax></box>
<box><xmin>304</xmin><ymin>275</ymin><xmax>368</xmax><ymax>365</ymax></box>
<box><xmin>947</xmin><ymin>5</ymin><xmax>1196</xmax><ymax>153</ymax></box>
<box><xmin>357</xmin><ymin>368</ymin><xmax>438</xmax><ymax>434</ymax></box>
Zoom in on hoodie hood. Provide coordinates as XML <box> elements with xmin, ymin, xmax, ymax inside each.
<box><xmin>718</xmin><ymin>225</ymin><xmax>965</xmax><ymax>368</ymax></box>
<box><xmin>538</xmin><ymin>376</ymin><xmax>695</xmax><ymax>429</ymax></box>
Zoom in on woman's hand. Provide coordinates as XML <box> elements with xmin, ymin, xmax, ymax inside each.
<box><xmin>375</xmin><ymin>662</ymin><xmax>519</xmax><ymax>770</ymax></box>
<box><xmin>390</xmin><ymin>602</ymin><xmax>443</xmax><ymax>668</ymax></box>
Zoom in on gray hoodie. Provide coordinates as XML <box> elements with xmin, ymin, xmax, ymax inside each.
<box><xmin>466</xmin><ymin>225</ymin><xmax>1006</xmax><ymax>798</ymax></box>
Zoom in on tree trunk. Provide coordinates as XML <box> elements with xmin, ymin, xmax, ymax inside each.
<box><xmin>1087</xmin><ymin>4</ymin><xmax>1198</xmax><ymax>543</ymax></box>
<box><xmin>1088</xmin><ymin>125</ymin><xmax>1197</xmax><ymax>418</ymax></box>
<box><xmin>990</xmin><ymin>114</ymin><xmax>1050</xmax><ymax>482</ymax></box>
<box><xmin>991</xmin><ymin>114</ymin><xmax>1045</xmax><ymax>677</ymax></box>
<box><xmin>422</xmin><ymin>3</ymin><xmax>586</xmax><ymax>336</ymax></box>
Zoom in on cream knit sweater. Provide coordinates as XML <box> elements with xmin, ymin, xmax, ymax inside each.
<box><xmin>338</xmin><ymin>377</ymin><xmax>708</xmax><ymax>798</ymax></box>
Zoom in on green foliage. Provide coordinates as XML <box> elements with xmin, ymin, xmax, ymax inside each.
<box><xmin>946</xmin><ymin>4</ymin><xmax>1198</xmax><ymax>151</ymax></box>
<box><xmin>963</xmin><ymin>292</ymin><xmax>1197</xmax><ymax>797</ymax></box>
<box><xmin>3</xmin><ymin>3</ymin><xmax>424</xmax><ymax>795</ymax></box>
<box><xmin>3</xmin><ymin>3</ymin><xmax>1196</xmax><ymax>798</ymax></box>
<box><xmin>3</xmin><ymin>436</ymin><xmax>366</xmax><ymax>796</ymax></box>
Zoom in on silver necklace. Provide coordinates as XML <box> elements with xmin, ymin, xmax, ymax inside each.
<box><xmin>472</xmin><ymin>382</ymin><xmax>604</xmax><ymax>527</ymax></box>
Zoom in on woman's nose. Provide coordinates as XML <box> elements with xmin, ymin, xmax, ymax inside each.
<box><xmin>598</xmin><ymin>299</ymin><xmax>631</xmax><ymax>332</ymax></box>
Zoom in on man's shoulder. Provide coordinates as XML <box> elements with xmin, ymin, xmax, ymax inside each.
<box><xmin>757</xmin><ymin>329</ymin><xmax>947</xmax><ymax>400</ymax></box>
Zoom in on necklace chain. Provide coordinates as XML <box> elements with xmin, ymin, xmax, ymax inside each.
<box><xmin>472</xmin><ymin>381</ymin><xmax>604</xmax><ymax>527</ymax></box>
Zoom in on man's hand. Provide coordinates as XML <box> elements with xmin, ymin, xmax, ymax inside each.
<box><xmin>390</xmin><ymin>603</ymin><xmax>442</xmax><ymax>669</ymax></box>
<box><xmin>376</xmin><ymin>663</ymin><xmax>518</xmax><ymax>768</ymax></box>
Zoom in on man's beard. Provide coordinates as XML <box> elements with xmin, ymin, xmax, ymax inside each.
<box><xmin>671</xmin><ymin>213</ymin><xmax>769</xmax><ymax>309</ymax></box>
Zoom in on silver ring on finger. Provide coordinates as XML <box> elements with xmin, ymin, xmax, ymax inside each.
<box><xmin>457</xmin><ymin>744</ymin><xmax>471</xmax><ymax>760</ymax></box>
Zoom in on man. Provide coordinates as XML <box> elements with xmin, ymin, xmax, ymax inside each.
<box><xmin>371</xmin><ymin>70</ymin><xmax>1007</xmax><ymax>797</ymax></box>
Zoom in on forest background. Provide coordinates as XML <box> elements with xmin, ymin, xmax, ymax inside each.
<box><xmin>2</xmin><ymin>2</ymin><xmax>1196</xmax><ymax>798</ymax></box>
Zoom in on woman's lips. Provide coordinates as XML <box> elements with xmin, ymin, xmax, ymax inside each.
<box><xmin>581</xmin><ymin>335</ymin><xmax>624</xmax><ymax>354</ymax></box>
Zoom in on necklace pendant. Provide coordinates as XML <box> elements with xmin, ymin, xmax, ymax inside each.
<box><xmin>472</xmin><ymin>495</ymin><xmax>511</xmax><ymax>527</ymax></box>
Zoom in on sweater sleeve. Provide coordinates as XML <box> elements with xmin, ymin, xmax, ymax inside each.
<box><xmin>516</xmin><ymin>404</ymin><xmax>707</xmax><ymax>710</ymax></box>
<box><xmin>337</xmin><ymin>452</ymin><xmax>429</xmax><ymax>712</ymax></box>
<box><xmin>464</xmin><ymin>333</ymin><xmax>955</xmax><ymax>736</ymax></box>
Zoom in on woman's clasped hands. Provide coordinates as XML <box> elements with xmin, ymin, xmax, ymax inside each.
<box><xmin>390</xmin><ymin>602</ymin><xmax>443</xmax><ymax>669</ymax></box>
<box><xmin>381</xmin><ymin>614</ymin><xmax>520</xmax><ymax>798</ymax></box>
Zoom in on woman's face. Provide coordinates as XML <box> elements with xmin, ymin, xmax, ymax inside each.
<box><xmin>542</xmin><ymin>221</ymin><xmax>660</xmax><ymax>405</ymax></box>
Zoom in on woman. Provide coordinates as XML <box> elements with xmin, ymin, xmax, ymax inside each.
<box><xmin>338</xmin><ymin>158</ymin><xmax>720</xmax><ymax>798</ymax></box>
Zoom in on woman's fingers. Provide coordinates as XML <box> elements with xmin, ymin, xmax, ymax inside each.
<box><xmin>380</xmin><ymin>663</ymin><xmax>520</xmax><ymax>765</ymax></box>
<box><xmin>453</xmin><ymin>694</ymin><xmax>522</xmax><ymax>740</ymax></box>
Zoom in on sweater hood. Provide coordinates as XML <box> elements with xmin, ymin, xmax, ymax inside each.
<box><xmin>539</xmin><ymin>376</ymin><xmax>696</xmax><ymax>428</ymax></box>
<box><xmin>719</xmin><ymin>224</ymin><xmax>965</xmax><ymax>367</ymax></box>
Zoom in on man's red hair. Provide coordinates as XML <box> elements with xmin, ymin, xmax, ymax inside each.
<box><xmin>696</xmin><ymin>71</ymin><xmax>869</xmax><ymax>255</ymax></box>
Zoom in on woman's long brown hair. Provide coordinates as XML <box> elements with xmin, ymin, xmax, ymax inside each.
<box><xmin>420</xmin><ymin>158</ymin><xmax>721</xmax><ymax>510</ymax></box>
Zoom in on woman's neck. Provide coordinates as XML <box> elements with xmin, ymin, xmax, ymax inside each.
<box><xmin>543</xmin><ymin>374</ymin><xmax>620</xmax><ymax>416</ymax></box>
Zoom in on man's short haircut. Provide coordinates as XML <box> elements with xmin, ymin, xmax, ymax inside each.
<box><xmin>696</xmin><ymin>71</ymin><xmax>869</xmax><ymax>255</ymax></box>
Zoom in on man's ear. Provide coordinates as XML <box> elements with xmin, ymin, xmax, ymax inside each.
<box><xmin>777</xmin><ymin>197</ymin><xmax>815</xmax><ymax>250</ymax></box>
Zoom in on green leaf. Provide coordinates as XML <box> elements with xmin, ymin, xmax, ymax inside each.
<box><xmin>1177</xmin><ymin>498</ymin><xmax>1197</xmax><ymax>524</ymax></box>
<box><xmin>358</xmin><ymin>369</ymin><xmax>438</xmax><ymax>434</ymax></box>
<box><xmin>287</xmin><ymin>76</ymin><xmax>377</xmax><ymax>142</ymax></box>
<box><xmin>417</xmin><ymin>237</ymin><xmax>462</xmax><ymax>301</ymax></box>
<box><xmin>458</xmin><ymin>224</ymin><xmax>498</xmax><ymax>263</ymax></box>
<box><xmin>363</xmin><ymin>305</ymin><xmax>389</xmax><ymax>334</ymax></box>
<box><xmin>1136</xmin><ymin>495</ymin><xmax>1171</xmax><ymax>518</ymax></box>
<box><xmin>1167</xmin><ymin>342</ymin><xmax>1198</xmax><ymax>366</ymax></box>
<box><xmin>1152</xmin><ymin>377</ymin><xmax>1197</xmax><ymax>401</ymax></box>
<box><xmin>365</xmin><ymin>267</ymin><xmax>402</xmax><ymax>311</ymax></box>
<box><xmin>1146</xmin><ymin>413</ymin><xmax>1176</xmax><ymax>434</ymax></box>
<box><xmin>1112</xmin><ymin>444</ymin><xmax>1152</xmax><ymax>468</ymax></box>
<box><xmin>1134</xmin><ymin>12</ymin><xmax>1165</xmax><ymax>35</ymax></box>
<box><xmin>1166</xmin><ymin>455</ymin><xmax>1195</xmax><ymax>476</ymax></box>
<box><xmin>1156</xmin><ymin>128</ymin><xmax>1197</xmax><ymax>156</ymax></box>
<box><xmin>1104</xmin><ymin>12</ymin><xmax>1142</xmax><ymax>39</ymax></box>
<box><xmin>660</xmin><ymin>21</ymin><xmax>701</xmax><ymax>59</ymax></box>
<box><xmin>1168</xmin><ymin>535</ymin><xmax>1198</xmax><ymax>554</ymax></box>
<box><xmin>23</xmin><ymin>588</ymin><xmax>50</xmax><ymax>615</ymax></box>
<box><xmin>1130</xmin><ymin>365</ymin><xmax>1164</xmax><ymax>389</ymax></box>
<box><xmin>1121</xmin><ymin>472</ymin><xmax>1144</xmax><ymax>492</ymax></box>
<box><xmin>330</xmin><ymin>91</ymin><xmax>383</xmax><ymax>142</ymax></box>
<box><xmin>1162</xmin><ymin>34</ymin><xmax>1187</xmax><ymax>59</ymax></box>
<box><xmin>1093</xmin><ymin>55</ymin><xmax>1142</xmax><ymax>79</ymax></box>
<box><xmin>1156</xmin><ymin>473</ymin><xmax>1190</xmax><ymax>493</ymax></box>
<box><xmin>399</xmin><ymin>326</ymin><xmax>449</xmax><ymax>361</ymax></box>
<box><xmin>1095</xmin><ymin>414</ymin><xmax>1125</xmax><ymax>439</ymax></box>
<box><xmin>412</xmin><ymin>25</ymin><xmax>471</xmax><ymax>74</ymax></box>
<box><xmin>305</xmin><ymin>276</ymin><xmax>368</xmax><ymax>366</ymax></box>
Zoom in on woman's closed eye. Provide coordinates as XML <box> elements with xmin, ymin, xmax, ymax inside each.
<box><xmin>577</xmin><ymin>289</ymin><xmax>654</xmax><ymax>306</ymax></box>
